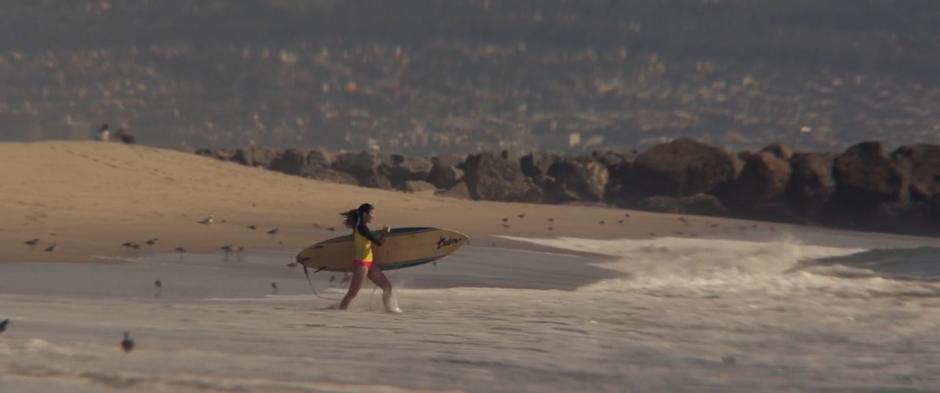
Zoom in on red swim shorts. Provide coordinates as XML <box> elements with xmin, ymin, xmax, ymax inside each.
<box><xmin>352</xmin><ymin>260</ymin><xmax>374</xmax><ymax>270</ymax></box>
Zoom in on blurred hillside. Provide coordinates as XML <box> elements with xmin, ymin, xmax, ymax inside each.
<box><xmin>1</xmin><ymin>0</ymin><xmax>938</xmax><ymax>153</ymax></box>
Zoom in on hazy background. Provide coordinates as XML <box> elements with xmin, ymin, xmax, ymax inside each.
<box><xmin>2</xmin><ymin>0</ymin><xmax>938</xmax><ymax>154</ymax></box>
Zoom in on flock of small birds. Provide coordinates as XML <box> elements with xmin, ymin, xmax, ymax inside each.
<box><xmin>0</xmin><ymin>318</ymin><xmax>135</xmax><ymax>354</ymax></box>
<box><xmin>494</xmin><ymin>211</ymin><xmax>775</xmax><ymax>239</ymax></box>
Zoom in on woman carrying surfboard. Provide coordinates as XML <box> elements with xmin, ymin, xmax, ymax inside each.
<box><xmin>338</xmin><ymin>203</ymin><xmax>402</xmax><ymax>313</ymax></box>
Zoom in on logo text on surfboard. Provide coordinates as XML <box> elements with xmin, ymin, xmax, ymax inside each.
<box><xmin>437</xmin><ymin>236</ymin><xmax>462</xmax><ymax>249</ymax></box>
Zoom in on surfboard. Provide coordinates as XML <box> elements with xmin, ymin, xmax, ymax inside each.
<box><xmin>295</xmin><ymin>227</ymin><xmax>469</xmax><ymax>272</ymax></box>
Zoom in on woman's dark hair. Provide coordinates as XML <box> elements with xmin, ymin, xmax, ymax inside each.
<box><xmin>341</xmin><ymin>203</ymin><xmax>374</xmax><ymax>228</ymax></box>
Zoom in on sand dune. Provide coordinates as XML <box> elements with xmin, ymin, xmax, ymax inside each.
<box><xmin>0</xmin><ymin>141</ymin><xmax>923</xmax><ymax>264</ymax></box>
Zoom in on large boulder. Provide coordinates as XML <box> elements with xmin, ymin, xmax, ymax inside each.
<box><xmin>822</xmin><ymin>142</ymin><xmax>911</xmax><ymax>227</ymax></box>
<box><xmin>543</xmin><ymin>156</ymin><xmax>609</xmax><ymax>203</ymax></box>
<box><xmin>332</xmin><ymin>151</ymin><xmax>393</xmax><ymax>189</ymax></box>
<box><xmin>383</xmin><ymin>154</ymin><xmax>433</xmax><ymax>189</ymax></box>
<box><xmin>427</xmin><ymin>163</ymin><xmax>464</xmax><ymax>189</ymax></box>
<box><xmin>868</xmin><ymin>202</ymin><xmax>938</xmax><ymax>235</ymax></box>
<box><xmin>463</xmin><ymin>151</ymin><xmax>534</xmax><ymax>202</ymax></box>
<box><xmin>268</xmin><ymin>149</ymin><xmax>310</xmax><ymax>176</ymax></box>
<box><xmin>520</xmin><ymin>152</ymin><xmax>561</xmax><ymax>184</ymax></box>
<box><xmin>892</xmin><ymin>144</ymin><xmax>940</xmax><ymax>201</ymax></box>
<box><xmin>786</xmin><ymin>152</ymin><xmax>836</xmax><ymax>219</ymax></box>
<box><xmin>231</xmin><ymin>148</ymin><xmax>253</xmax><ymax>166</ymax></box>
<box><xmin>632</xmin><ymin>138</ymin><xmax>737</xmax><ymax>197</ymax></box>
<box><xmin>720</xmin><ymin>145</ymin><xmax>792</xmax><ymax>215</ymax></box>
<box><xmin>250</xmin><ymin>147</ymin><xmax>278</xmax><ymax>168</ymax></box>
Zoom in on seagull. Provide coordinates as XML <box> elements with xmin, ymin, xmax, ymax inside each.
<box><xmin>197</xmin><ymin>216</ymin><xmax>214</xmax><ymax>225</ymax></box>
<box><xmin>145</xmin><ymin>238</ymin><xmax>159</xmax><ymax>246</ymax></box>
<box><xmin>0</xmin><ymin>319</ymin><xmax>9</xmax><ymax>334</ymax></box>
<box><xmin>24</xmin><ymin>239</ymin><xmax>39</xmax><ymax>246</ymax></box>
<box><xmin>247</xmin><ymin>224</ymin><xmax>257</xmax><ymax>230</ymax></box>
<box><xmin>122</xmin><ymin>242</ymin><xmax>141</xmax><ymax>249</ymax></box>
<box><xmin>266</xmin><ymin>227</ymin><xmax>279</xmax><ymax>236</ymax></box>
<box><xmin>121</xmin><ymin>331</ymin><xmax>134</xmax><ymax>353</ymax></box>
<box><xmin>44</xmin><ymin>243</ymin><xmax>56</xmax><ymax>252</ymax></box>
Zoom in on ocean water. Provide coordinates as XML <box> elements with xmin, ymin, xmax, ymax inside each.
<box><xmin>2</xmin><ymin>231</ymin><xmax>940</xmax><ymax>393</ymax></box>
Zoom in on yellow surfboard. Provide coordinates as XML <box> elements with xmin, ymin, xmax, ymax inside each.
<box><xmin>296</xmin><ymin>227</ymin><xmax>469</xmax><ymax>272</ymax></box>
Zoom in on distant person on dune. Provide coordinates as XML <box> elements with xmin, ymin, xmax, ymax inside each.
<box><xmin>96</xmin><ymin>124</ymin><xmax>110</xmax><ymax>142</ymax></box>
<box><xmin>338</xmin><ymin>203</ymin><xmax>400</xmax><ymax>313</ymax></box>
<box><xmin>114</xmin><ymin>128</ymin><xmax>136</xmax><ymax>144</ymax></box>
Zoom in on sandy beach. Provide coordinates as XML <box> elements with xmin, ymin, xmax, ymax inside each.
<box><xmin>3</xmin><ymin>141</ymin><xmax>940</xmax><ymax>392</ymax></box>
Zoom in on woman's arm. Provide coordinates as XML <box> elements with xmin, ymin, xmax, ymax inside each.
<box><xmin>357</xmin><ymin>221</ymin><xmax>385</xmax><ymax>246</ymax></box>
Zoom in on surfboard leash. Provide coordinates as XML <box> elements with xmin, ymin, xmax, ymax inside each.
<box><xmin>301</xmin><ymin>264</ymin><xmax>343</xmax><ymax>301</ymax></box>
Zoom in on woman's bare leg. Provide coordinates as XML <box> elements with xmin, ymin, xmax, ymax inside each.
<box><xmin>367</xmin><ymin>265</ymin><xmax>401</xmax><ymax>313</ymax></box>
<box><xmin>339</xmin><ymin>266</ymin><xmax>368</xmax><ymax>310</ymax></box>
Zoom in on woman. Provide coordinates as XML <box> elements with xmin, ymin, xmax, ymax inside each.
<box><xmin>338</xmin><ymin>203</ymin><xmax>401</xmax><ymax>313</ymax></box>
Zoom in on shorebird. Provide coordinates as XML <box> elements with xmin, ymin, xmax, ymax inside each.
<box><xmin>327</xmin><ymin>227</ymin><xmax>336</xmax><ymax>232</ymax></box>
<box><xmin>145</xmin><ymin>238</ymin><xmax>159</xmax><ymax>246</ymax></box>
<box><xmin>502</xmin><ymin>223</ymin><xmax>511</xmax><ymax>229</ymax></box>
<box><xmin>501</xmin><ymin>217</ymin><xmax>509</xmax><ymax>222</ymax></box>
<box><xmin>121</xmin><ymin>331</ymin><xmax>135</xmax><ymax>353</ymax></box>
<box><xmin>624</xmin><ymin>213</ymin><xmax>631</xmax><ymax>218</ymax></box>
<box><xmin>247</xmin><ymin>224</ymin><xmax>257</xmax><ymax>230</ymax></box>
<box><xmin>0</xmin><ymin>319</ymin><xmax>9</xmax><ymax>334</ymax></box>
<box><xmin>44</xmin><ymin>243</ymin><xmax>56</xmax><ymax>252</ymax></box>
<box><xmin>547</xmin><ymin>218</ymin><xmax>555</xmax><ymax>222</ymax></box>
<box><xmin>266</xmin><ymin>227</ymin><xmax>279</xmax><ymax>236</ymax></box>
<box><xmin>220</xmin><ymin>245</ymin><xmax>234</xmax><ymax>253</ymax></box>
<box><xmin>174</xmin><ymin>247</ymin><xmax>186</xmax><ymax>253</ymax></box>
<box><xmin>24</xmin><ymin>238</ymin><xmax>39</xmax><ymax>246</ymax></box>
<box><xmin>236</xmin><ymin>246</ymin><xmax>245</xmax><ymax>253</ymax></box>
<box><xmin>154</xmin><ymin>280</ymin><xmax>162</xmax><ymax>297</ymax></box>
<box><xmin>617</xmin><ymin>219</ymin><xmax>624</xmax><ymax>224</ymax></box>
<box><xmin>648</xmin><ymin>232</ymin><xmax>656</xmax><ymax>237</ymax></box>
<box><xmin>286</xmin><ymin>262</ymin><xmax>298</xmax><ymax>268</ymax></box>
<box><xmin>709</xmin><ymin>223</ymin><xmax>718</xmax><ymax>228</ymax></box>
<box><xmin>122</xmin><ymin>242</ymin><xmax>141</xmax><ymax>249</ymax></box>
<box><xmin>271</xmin><ymin>282</ymin><xmax>279</xmax><ymax>294</ymax></box>
<box><xmin>547</xmin><ymin>226</ymin><xmax>553</xmax><ymax>231</ymax></box>
<box><xmin>679</xmin><ymin>217</ymin><xmax>688</xmax><ymax>224</ymax></box>
<box><xmin>197</xmin><ymin>216</ymin><xmax>214</xmax><ymax>225</ymax></box>
<box><xmin>517</xmin><ymin>213</ymin><xmax>526</xmax><ymax>219</ymax></box>
<box><xmin>598</xmin><ymin>220</ymin><xmax>605</xmax><ymax>225</ymax></box>
<box><xmin>313</xmin><ymin>223</ymin><xmax>321</xmax><ymax>229</ymax></box>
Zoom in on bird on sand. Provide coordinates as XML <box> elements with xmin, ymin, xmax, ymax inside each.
<box><xmin>174</xmin><ymin>247</ymin><xmax>186</xmax><ymax>253</ymax></box>
<box><xmin>247</xmin><ymin>224</ymin><xmax>257</xmax><ymax>230</ymax></box>
<box><xmin>598</xmin><ymin>220</ymin><xmax>605</xmax><ymax>225</ymax></box>
<box><xmin>122</xmin><ymin>242</ymin><xmax>141</xmax><ymax>249</ymax></box>
<box><xmin>286</xmin><ymin>262</ymin><xmax>298</xmax><ymax>268</ymax></box>
<box><xmin>0</xmin><ymin>319</ymin><xmax>9</xmax><ymax>334</ymax></box>
<box><xmin>266</xmin><ymin>227</ymin><xmax>279</xmax><ymax>236</ymax></box>
<box><xmin>271</xmin><ymin>282</ymin><xmax>279</xmax><ymax>294</ymax></box>
<box><xmin>617</xmin><ymin>219</ymin><xmax>624</xmax><ymax>224</ymax></box>
<box><xmin>679</xmin><ymin>217</ymin><xmax>688</xmax><ymax>224</ymax></box>
<box><xmin>502</xmin><ymin>224</ymin><xmax>511</xmax><ymax>229</ymax></box>
<box><xmin>154</xmin><ymin>280</ymin><xmax>162</xmax><ymax>297</ymax></box>
<box><xmin>327</xmin><ymin>227</ymin><xmax>336</xmax><ymax>232</ymax></box>
<box><xmin>313</xmin><ymin>223</ymin><xmax>321</xmax><ymax>229</ymax></box>
<box><xmin>501</xmin><ymin>217</ymin><xmax>509</xmax><ymax>222</ymax></box>
<box><xmin>145</xmin><ymin>238</ymin><xmax>159</xmax><ymax>246</ymax></box>
<box><xmin>197</xmin><ymin>216</ymin><xmax>214</xmax><ymax>225</ymax></box>
<box><xmin>547</xmin><ymin>218</ymin><xmax>555</xmax><ymax>222</ymax></box>
<box><xmin>547</xmin><ymin>226</ymin><xmax>554</xmax><ymax>231</ymax></box>
<box><xmin>24</xmin><ymin>239</ymin><xmax>39</xmax><ymax>246</ymax></box>
<box><xmin>517</xmin><ymin>213</ymin><xmax>526</xmax><ymax>219</ymax></box>
<box><xmin>44</xmin><ymin>243</ymin><xmax>56</xmax><ymax>252</ymax></box>
<box><xmin>121</xmin><ymin>331</ymin><xmax>135</xmax><ymax>353</ymax></box>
